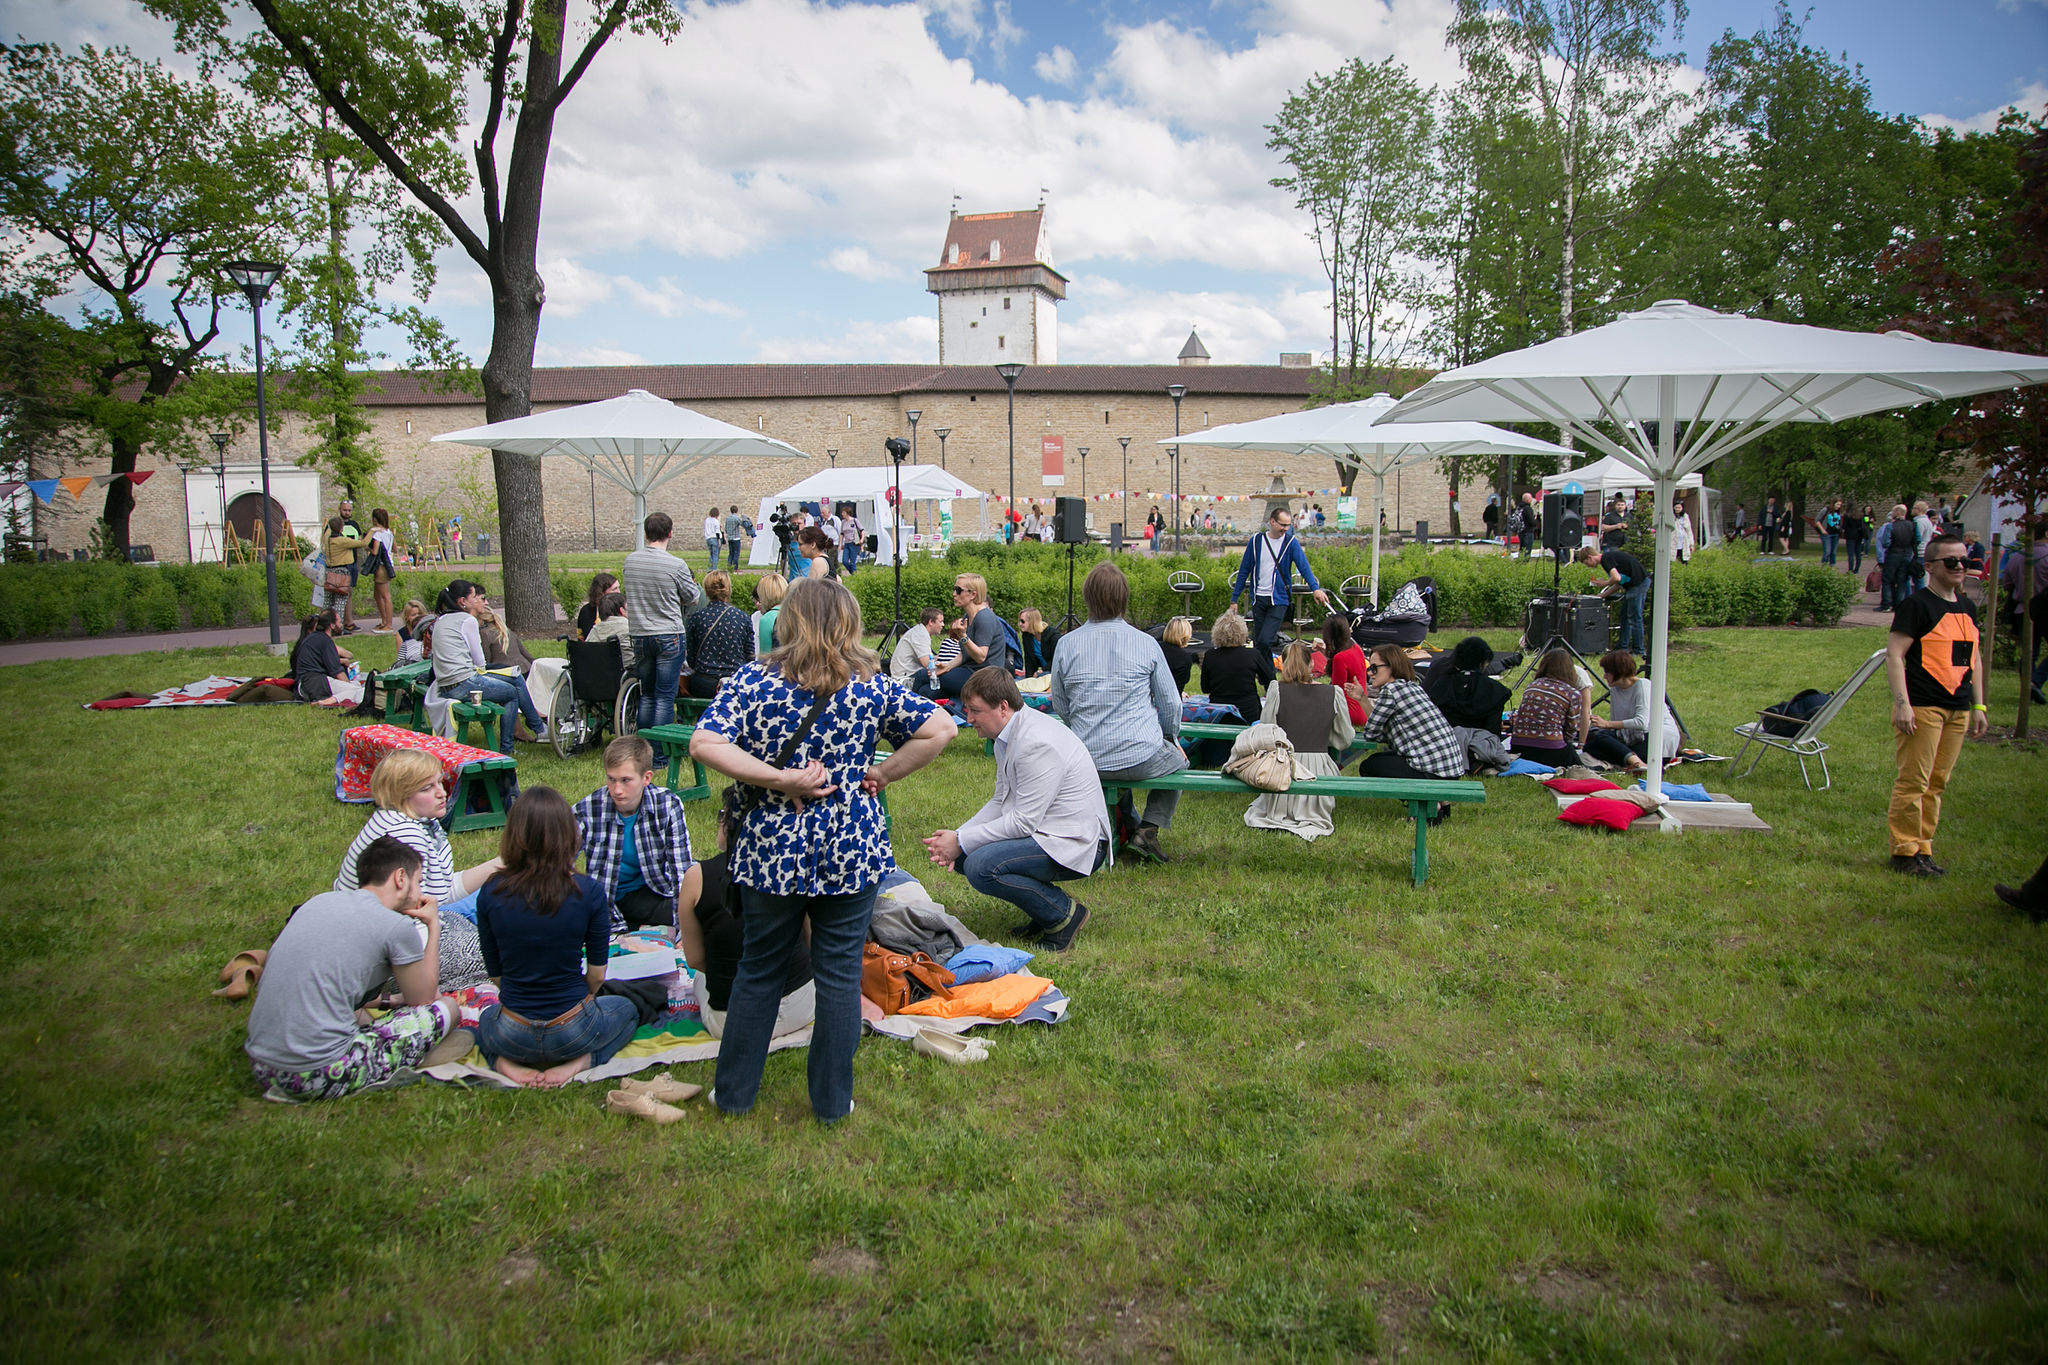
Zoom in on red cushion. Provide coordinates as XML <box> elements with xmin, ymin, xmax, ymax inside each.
<box><xmin>1557</xmin><ymin>797</ymin><xmax>1642</xmax><ymax>830</ymax></box>
<box><xmin>1542</xmin><ymin>777</ymin><xmax>1621</xmax><ymax>795</ymax></box>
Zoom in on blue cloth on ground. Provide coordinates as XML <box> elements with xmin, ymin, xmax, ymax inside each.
<box><xmin>945</xmin><ymin>944</ymin><xmax>1035</xmax><ymax>984</ymax></box>
<box><xmin>877</xmin><ymin>865</ymin><xmax>919</xmax><ymax>893</ymax></box>
<box><xmin>1499</xmin><ymin>757</ymin><xmax>1557</xmax><ymax>777</ymax></box>
<box><xmin>1642</xmin><ymin>779</ymin><xmax>1710</xmax><ymax>802</ymax></box>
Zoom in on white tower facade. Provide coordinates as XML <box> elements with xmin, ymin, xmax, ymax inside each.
<box><xmin>926</xmin><ymin>207</ymin><xmax>1068</xmax><ymax>366</ymax></box>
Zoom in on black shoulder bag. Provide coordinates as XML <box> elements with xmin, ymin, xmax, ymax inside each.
<box><xmin>725</xmin><ymin>687</ymin><xmax>835</xmax><ymax>825</ymax></box>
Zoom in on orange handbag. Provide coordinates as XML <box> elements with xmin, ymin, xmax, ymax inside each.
<box><xmin>860</xmin><ymin>942</ymin><xmax>957</xmax><ymax>1014</ymax></box>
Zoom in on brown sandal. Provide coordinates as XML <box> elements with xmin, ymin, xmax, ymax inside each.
<box><xmin>212</xmin><ymin>950</ymin><xmax>267</xmax><ymax>1000</ymax></box>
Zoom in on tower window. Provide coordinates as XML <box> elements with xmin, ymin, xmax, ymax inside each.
<box><xmin>998</xmin><ymin>336</ymin><xmax>1006</xmax><ymax>349</ymax></box>
<box><xmin>981</xmin><ymin>306</ymin><xmax>987</xmax><ymax>316</ymax></box>
<box><xmin>1003</xmin><ymin>297</ymin><xmax>1011</xmax><ymax>310</ymax></box>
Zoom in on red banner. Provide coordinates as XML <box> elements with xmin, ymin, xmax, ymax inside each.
<box><xmin>1041</xmin><ymin>435</ymin><xmax>1064</xmax><ymax>487</ymax></box>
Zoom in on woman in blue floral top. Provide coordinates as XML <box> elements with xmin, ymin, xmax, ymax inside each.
<box><xmin>690</xmin><ymin>578</ymin><xmax>955</xmax><ymax>1121</ymax></box>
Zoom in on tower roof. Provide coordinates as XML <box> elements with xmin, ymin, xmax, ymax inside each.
<box><xmin>1178</xmin><ymin>329</ymin><xmax>1211</xmax><ymax>361</ymax></box>
<box><xmin>931</xmin><ymin>207</ymin><xmax>1067</xmax><ymax>282</ymax></box>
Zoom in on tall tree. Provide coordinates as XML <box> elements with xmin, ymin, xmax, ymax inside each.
<box><xmin>1451</xmin><ymin>0</ymin><xmax>1691</xmax><ymax>340</ymax></box>
<box><xmin>1269</xmin><ymin>57</ymin><xmax>1437</xmax><ymax>495</ymax></box>
<box><xmin>149</xmin><ymin>0</ymin><xmax>682</xmax><ymax>632</ymax></box>
<box><xmin>0</xmin><ymin>42</ymin><xmax>290</xmax><ymax>553</ymax></box>
<box><xmin>1882</xmin><ymin>113</ymin><xmax>2048</xmax><ymax>736</ymax></box>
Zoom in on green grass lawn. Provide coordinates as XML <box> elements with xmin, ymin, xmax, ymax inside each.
<box><xmin>1</xmin><ymin>626</ymin><xmax>2045</xmax><ymax>1362</ymax></box>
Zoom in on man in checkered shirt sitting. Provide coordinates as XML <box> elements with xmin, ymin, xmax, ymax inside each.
<box><xmin>574</xmin><ymin>734</ymin><xmax>693</xmax><ymax>931</ymax></box>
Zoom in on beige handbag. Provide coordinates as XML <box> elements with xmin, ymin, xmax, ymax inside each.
<box><xmin>1222</xmin><ymin>722</ymin><xmax>1299</xmax><ymax>793</ymax></box>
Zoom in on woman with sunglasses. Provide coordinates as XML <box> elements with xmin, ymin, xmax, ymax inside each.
<box><xmin>1351</xmin><ymin>645</ymin><xmax>1467</xmax><ymax>825</ymax></box>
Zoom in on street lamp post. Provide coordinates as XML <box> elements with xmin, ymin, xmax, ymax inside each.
<box><xmin>827</xmin><ymin>448</ymin><xmax>838</xmax><ymax>469</ymax></box>
<box><xmin>996</xmin><ymin>362</ymin><xmax>1025</xmax><ymax>537</ymax></box>
<box><xmin>223</xmin><ymin>260</ymin><xmax>286</xmax><ymax>650</ymax></box>
<box><xmin>1166</xmin><ymin>384</ymin><xmax>1187</xmax><ymax>550</ymax></box>
<box><xmin>589</xmin><ymin>468</ymin><xmax>598</xmax><ymax>550</ymax></box>
<box><xmin>933</xmin><ymin>427</ymin><xmax>951</xmax><ymax>470</ymax></box>
<box><xmin>1117</xmin><ymin>435</ymin><xmax>1131</xmax><ymax>538</ymax></box>
<box><xmin>207</xmin><ymin>432</ymin><xmax>230</xmax><ymax>559</ymax></box>
<box><xmin>905</xmin><ymin>409</ymin><xmax>921</xmax><ymax>466</ymax></box>
<box><xmin>1076</xmin><ymin>446</ymin><xmax>1088</xmax><ymax>503</ymax></box>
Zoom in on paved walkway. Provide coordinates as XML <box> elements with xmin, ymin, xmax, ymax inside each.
<box><xmin>0</xmin><ymin>625</ymin><xmax>288</xmax><ymax>667</ymax></box>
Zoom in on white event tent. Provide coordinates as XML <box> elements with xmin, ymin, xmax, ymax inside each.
<box><xmin>1386</xmin><ymin>299</ymin><xmax>2048</xmax><ymax>796</ymax></box>
<box><xmin>1168</xmin><ymin>393</ymin><xmax>1573</xmax><ymax>605</ymax></box>
<box><xmin>1539</xmin><ymin>456</ymin><xmax>1720</xmax><ymax>550</ymax></box>
<box><xmin>432</xmin><ymin>389</ymin><xmax>807</xmax><ymax>547</ymax></box>
<box><xmin>752</xmin><ymin>464</ymin><xmax>987</xmax><ymax>568</ymax></box>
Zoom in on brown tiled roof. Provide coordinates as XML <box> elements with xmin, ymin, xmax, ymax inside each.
<box><xmin>931</xmin><ymin>208</ymin><xmax>1066</xmax><ymax>280</ymax></box>
<box><xmin>355</xmin><ymin>363</ymin><xmax>1315</xmax><ymax>406</ymax></box>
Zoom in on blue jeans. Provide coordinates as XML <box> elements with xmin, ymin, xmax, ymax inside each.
<box><xmin>706</xmin><ymin>538</ymin><xmax>721</xmax><ymax>568</ymax></box>
<box><xmin>841</xmin><ymin>542</ymin><xmax>860</xmax><ymax>574</ymax></box>
<box><xmin>633</xmin><ymin>633</ymin><xmax>684</xmax><ymax>728</ymax></box>
<box><xmin>466</xmin><ymin>673</ymin><xmax>544</xmax><ymax>754</ymax></box>
<box><xmin>1881</xmin><ymin>556</ymin><xmax>1917</xmax><ymax>611</ymax></box>
<box><xmin>1847</xmin><ymin>539</ymin><xmax>1865</xmax><ymax>574</ymax></box>
<box><xmin>475</xmin><ymin>994</ymin><xmax>639</xmax><ymax>1069</ymax></box>
<box><xmin>1821</xmin><ymin>533</ymin><xmax>1838</xmax><ymax>566</ymax></box>
<box><xmin>1250</xmin><ymin>596</ymin><xmax>1289</xmax><ymax>653</ymax></box>
<box><xmin>1618</xmin><ymin>578</ymin><xmax>1650</xmax><ymax>654</ymax></box>
<box><xmin>726</xmin><ymin>538</ymin><xmax>742</xmax><ymax>570</ymax></box>
<box><xmin>961</xmin><ymin>837</ymin><xmax>1097</xmax><ymax>932</ymax></box>
<box><xmin>713</xmin><ymin>883</ymin><xmax>876</xmax><ymax>1121</ymax></box>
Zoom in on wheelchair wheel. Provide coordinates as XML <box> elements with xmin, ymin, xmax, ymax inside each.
<box><xmin>614</xmin><ymin>678</ymin><xmax>640</xmax><ymax>738</ymax></box>
<box><xmin>550</xmin><ymin>681</ymin><xmax>581</xmax><ymax>759</ymax></box>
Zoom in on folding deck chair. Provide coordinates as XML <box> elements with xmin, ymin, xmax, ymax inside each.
<box><xmin>1729</xmin><ymin>647</ymin><xmax>1887</xmax><ymax>791</ymax></box>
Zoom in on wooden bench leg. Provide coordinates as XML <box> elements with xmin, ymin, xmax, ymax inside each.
<box><xmin>1408</xmin><ymin>800</ymin><xmax>1429</xmax><ymax>886</ymax></box>
<box><xmin>447</xmin><ymin>767</ymin><xmax>515</xmax><ymax>833</ymax></box>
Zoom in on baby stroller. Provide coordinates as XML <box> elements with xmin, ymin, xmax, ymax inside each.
<box><xmin>550</xmin><ymin>637</ymin><xmax>641</xmax><ymax>758</ymax></box>
<box><xmin>1348</xmin><ymin>575</ymin><xmax>1437</xmax><ymax>647</ymax></box>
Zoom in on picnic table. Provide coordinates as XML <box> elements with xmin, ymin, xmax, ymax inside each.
<box><xmin>334</xmin><ymin>723</ymin><xmax>518</xmax><ymax>834</ymax></box>
<box><xmin>1099</xmin><ymin>770</ymin><xmax>1482</xmax><ymax>886</ymax></box>
<box><xmin>371</xmin><ymin>660</ymin><xmax>433</xmax><ymax>732</ymax></box>
<box><xmin>636</xmin><ymin>722</ymin><xmax>714</xmax><ymax>802</ymax></box>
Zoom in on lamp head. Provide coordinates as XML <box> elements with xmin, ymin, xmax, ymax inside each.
<box><xmin>933</xmin><ymin>427</ymin><xmax>951</xmax><ymax>440</ymax></box>
<box><xmin>995</xmin><ymin>362</ymin><xmax>1026</xmax><ymax>384</ymax></box>
<box><xmin>1118</xmin><ymin>435</ymin><xmax>1131</xmax><ymax>450</ymax></box>
<box><xmin>209</xmin><ymin>432</ymin><xmax>231</xmax><ymax>457</ymax></box>
<box><xmin>1077</xmin><ymin>446</ymin><xmax>1089</xmax><ymax>458</ymax></box>
<box><xmin>1166</xmin><ymin>384</ymin><xmax>1187</xmax><ymax>401</ymax></box>
<box><xmin>904</xmin><ymin>409</ymin><xmax>921</xmax><ymax>424</ymax></box>
<box><xmin>221</xmin><ymin>259</ymin><xmax>284</xmax><ymax>302</ymax></box>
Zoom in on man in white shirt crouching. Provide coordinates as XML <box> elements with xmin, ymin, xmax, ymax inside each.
<box><xmin>923</xmin><ymin>667</ymin><xmax>1111</xmax><ymax>952</ymax></box>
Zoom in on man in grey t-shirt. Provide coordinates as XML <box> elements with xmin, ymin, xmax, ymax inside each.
<box><xmin>245</xmin><ymin>837</ymin><xmax>458</xmax><ymax>1102</ymax></box>
<box><xmin>622</xmin><ymin>511</ymin><xmax>701</xmax><ymax>728</ymax></box>
<box><xmin>936</xmin><ymin>572</ymin><xmax>1009</xmax><ymax>698</ymax></box>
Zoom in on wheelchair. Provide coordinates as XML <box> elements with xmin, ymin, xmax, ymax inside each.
<box><xmin>550</xmin><ymin>637</ymin><xmax>641</xmax><ymax>758</ymax></box>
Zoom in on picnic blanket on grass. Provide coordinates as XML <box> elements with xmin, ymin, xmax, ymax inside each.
<box><xmin>87</xmin><ymin>675</ymin><xmax>297</xmax><ymax>709</ymax></box>
<box><xmin>1553</xmin><ymin>790</ymin><xmax>1772</xmax><ymax>833</ymax></box>
<box><xmin>335</xmin><ymin>723</ymin><xmax>508</xmax><ymax>804</ymax></box>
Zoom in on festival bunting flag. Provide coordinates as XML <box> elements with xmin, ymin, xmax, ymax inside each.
<box><xmin>25</xmin><ymin>479</ymin><xmax>58</xmax><ymax>504</ymax></box>
<box><xmin>0</xmin><ymin>481</ymin><xmax>20</xmax><ymax>497</ymax></box>
<box><xmin>127</xmin><ymin>470</ymin><xmax>153</xmax><ymax>486</ymax></box>
<box><xmin>57</xmin><ymin>476</ymin><xmax>93</xmax><ymax>499</ymax></box>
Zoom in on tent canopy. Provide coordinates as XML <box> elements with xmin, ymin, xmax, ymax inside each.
<box><xmin>1541</xmin><ymin>456</ymin><xmax>1702</xmax><ymax>493</ymax></box>
<box><xmin>1169</xmin><ymin>393</ymin><xmax>1572</xmax><ymax>604</ymax></box>
<box><xmin>749</xmin><ymin>464</ymin><xmax>985</xmax><ymax>568</ymax></box>
<box><xmin>431</xmin><ymin>388</ymin><xmax>807</xmax><ymax>545</ymax></box>
<box><xmin>1384</xmin><ymin>299</ymin><xmax>2048</xmax><ymax>796</ymax></box>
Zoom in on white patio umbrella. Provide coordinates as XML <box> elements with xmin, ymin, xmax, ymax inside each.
<box><xmin>1167</xmin><ymin>393</ymin><xmax>1573</xmax><ymax>605</ymax></box>
<box><xmin>431</xmin><ymin>389</ymin><xmax>808</xmax><ymax>547</ymax></box>
<box><xmin>1386</xmin><ymin>299</ymin><xmax>2048</xmax><ymax>795</ymax></box>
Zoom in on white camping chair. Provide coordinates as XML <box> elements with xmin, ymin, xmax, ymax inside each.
<box><xmin>1730</xmin><ymin>648</ymin><xmax>1887</xmax><ymax>791</ymax></box>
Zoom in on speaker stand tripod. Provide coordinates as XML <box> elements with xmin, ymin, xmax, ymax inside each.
<box><xmin>1057</xmin><ymin>541</ymin><xmax>1083</xmax><ymax>632</ymax></box>
<box><xmin>1510</xmin><ymin>547</ymin><xmax>1606</xmax><ymax>700</ymax></box>
<box><xmin>874</xmin><ymin>448</ymin><xmax>916</xmax><ymax>659</ymax></box>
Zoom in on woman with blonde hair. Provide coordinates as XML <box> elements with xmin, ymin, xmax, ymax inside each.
<box><xmin>1018</xmin><ymin>606</ymin><xmax>1061</xmax><ymax>678</ymax></box>
<box><xmin>689</xmin><ymin>578</ymin><xmax>956</xmax><ymax>1122</ymax></box>
<box><xmin>1157</xmin><ymin>617</ymin><xmax>1195</xmax><ymax>693</ymax></box>
<box><xmin>752</xmin><ymin>572</ymin><xmax>788</xmax><ymax>653</ymax></box>
<box><xmin>1244</xmin><ymin>640</ymin><xmax>1354</xmax><ymax>840</ymax></box>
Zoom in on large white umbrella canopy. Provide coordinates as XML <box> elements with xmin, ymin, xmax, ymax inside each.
<box><xmin>1386</xmin><ymin>299</ymin><xmax>2048</xmax><ymax>795</ymax></box>
<box><xmin>1168</xmin><ymin>393</ymin><xmax>1573</xmax><ymax>605</ymax></box>
<box><xmin>431</xmin><ymin>389</ymin><xmax>807</xmax><ymax>546</ymax></box>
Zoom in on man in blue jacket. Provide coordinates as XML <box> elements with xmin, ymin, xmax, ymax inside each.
<box><xmin>1230</xmin><ymin>505</ymin><xmax>1329</xmax><ymax>653</ymax></box>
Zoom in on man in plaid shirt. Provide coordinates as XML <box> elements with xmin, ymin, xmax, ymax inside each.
<box><xmin>575</xmin><ymin>734</ymin><xmax>693</xmax><ymax>931</ymax></box>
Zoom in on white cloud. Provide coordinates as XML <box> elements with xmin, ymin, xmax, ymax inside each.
<box><xmin>1921</xmin><ymin>81</ymin><xmax>2048</xmax><ymax>133</ymax></box>
<box><xmin>534</xmin><ymin>341</ymin><xmax>649</xmax><ymax>366</ymax></box>
<box><xmin>533</xmin><ymin>258</ymin><xmax>742</xmax><ymax>320</ymax></box>
<box><xmin>822</xmin><ymin>246</ymin><xmax>901</xmax><ymax>281</ymax></box>
<box><xmin>752</xmin><ymin>314</ymin><xmax>938</xmax><ymax>362</ymax></box>
<box><xmin>1060</xmin><ymin>275</ymin><xmax>1329</xmax><ymax>365</ymax></box>
<box><xmin>1033</xmin><ymin>44</ymin><xmax>1077</xmax><ymax>86</ymax></box>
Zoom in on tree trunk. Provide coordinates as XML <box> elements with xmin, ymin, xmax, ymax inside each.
<box><xmin>2018</xmin><ymin>498</ymin><xmax>2036</xmax><ymax>742</ymax></box>
<box><xmin>1446</xmin><ymin>455</ymin><xmax>1463</xmax><ymax>536</ymax></box>
<box><xmin>320</xmin><ymin>108</ymin><xmax>355</xmax><ymax>497</ymax></box>
<box><xmin>1333</xmin><ymin>461</ymin><xmax>1357</xmax><ymax>498</ymax></box>
<box><xmin>100</xmin><ymin>434</ymin><xmax>138</xmax><ymax>555</ymax></box>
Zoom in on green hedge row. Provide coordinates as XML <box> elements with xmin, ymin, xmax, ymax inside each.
<box><xmin>0</xmin><ymin>561</ymin><xmax>506</xmax><ymax>641</ymax></box>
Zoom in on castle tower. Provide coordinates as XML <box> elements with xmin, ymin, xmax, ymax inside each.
<box><xmin>926</xmin><ymin>205</ymin><xmax>1067</xmax><ymax>365</ymax></box>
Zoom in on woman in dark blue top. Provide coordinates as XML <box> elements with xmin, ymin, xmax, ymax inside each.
<box><xmin>474</xmin><ymin>787</ymin><xmax>637</xmax><ymax>1088</ymax></box>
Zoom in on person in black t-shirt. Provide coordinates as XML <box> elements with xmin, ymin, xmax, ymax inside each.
<box><xmin>1577</xmin><ymin>545</ymin><xmax>1650</xmax><ymax>655</ymax></box>
<box><xmin>1884</xmin><ymin>532</ymin><xmax>1987</xmax><ymax>877</ymax></box>
<box><xmin>678</xmin><ymin>791</ymin><xmax>813</xmax><ymax>1036</ymax></box>
<box><xmin>291</xmin><ymin>609</ymin><xmax>353</xmax><ymax>701</ymax></box>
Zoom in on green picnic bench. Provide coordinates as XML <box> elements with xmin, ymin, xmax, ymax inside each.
<box><xmin>1099</xmin><ymin>770</ymin><xmax>1483</xmax><ymax>887</ymax></box>
<box><xmin>446</xmin><ymin>753</ymin><xmax>519</xmax><ymax>834</ymax></box>
<box><xmin>636</xmin><ymin>722</ymin><xmax>714</xmax><ymax>802</ymax></box>
<box><xmin>374</xmin><ymin>660</ymin><xmax>433</xmax><ymax>733</ymax></box>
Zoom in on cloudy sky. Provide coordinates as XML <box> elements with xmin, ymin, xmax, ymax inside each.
<box><xmin>12</xmin><ymin>0</ymin><xmax>2048</xmax><ymax>370</ymax></box>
